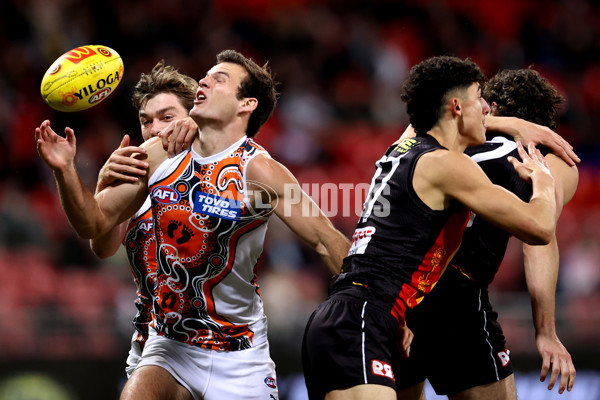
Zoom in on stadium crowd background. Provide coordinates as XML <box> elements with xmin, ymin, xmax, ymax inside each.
<box><xmin>1</xmin><ymin>0</ymin><xmax>599</xmax><ymax>399</ymax></box>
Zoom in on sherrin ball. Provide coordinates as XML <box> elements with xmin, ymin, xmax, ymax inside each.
<box><xmin>40</xmin><ymin>45</ymin><xmax>124</xmax><ymax>112</ymax></box>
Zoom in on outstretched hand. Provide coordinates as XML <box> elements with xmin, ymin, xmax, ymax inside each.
<box><xmin>96</xmin><ymin>134</ymin><xmax>148</xmax><ymax>193</ymax></box>
<box><xmin>35</xmin><ymin>120</ymin><xmax>77</xmax><ymax>172</ymax></box>
<box><xmin>508</xmin><ymin>142</ymin><xmax>553</xmax><ymax>184</ymax></box>
<box><xmin>537</xmin><ymin>332</ymin><xmax>576</xmax><ymax>394</ymax></box>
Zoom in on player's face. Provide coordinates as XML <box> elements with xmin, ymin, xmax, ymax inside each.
<box><xmin>139</xmin><ymin>92</ymin><xmax>190</xmax><ymax>141</ymax></box>
<box><xmin>190</xmin><ymin>62</ymin><xmax>248</xmax><ymax>125</ymax></box>
<box><xmin>460</xmin><ymin>82</ymin><xmax>490</xmax><ymax>145</ymax></box>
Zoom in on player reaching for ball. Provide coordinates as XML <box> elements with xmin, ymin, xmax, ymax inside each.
<box><xmin>90</xmin><ymin>61</ymin><xmax>199</xmax><ymax>378</ymax></box>
<box><xmin>36</xmin><ymin>50</ymin><xmax>351</xmax><ymax>400</ymax></box>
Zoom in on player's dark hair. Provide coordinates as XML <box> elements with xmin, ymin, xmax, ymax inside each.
<box><xmin>483</xmin><ymin>68</ymin><xmax>564</xmax><ymax>130</ymax></box>
<box><xmin>401</xmin><ymin>56</ymin><xmax>486</xmax><ymax>135</ymax></box>
<box><xmin>132</xmin><ymin>60</ymin><xmax>198</xmax><ymax>112</ymax></box>
<box><xmin>216</xmin><ymin>49</ymin><xmax>279</xmax><ymax>138</ymax></box>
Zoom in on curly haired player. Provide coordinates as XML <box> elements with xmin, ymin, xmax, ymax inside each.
<box><xmin>395</xmin><ymin>68</ymin><xmax>577</xmax><ymax>400</ymax></box>
<box><xmin>302</xmin><ymin>56</ymin><xmax>557</xmax><ymax>400</ymax></box>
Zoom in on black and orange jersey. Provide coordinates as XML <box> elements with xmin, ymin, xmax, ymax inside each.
<box><xmin>148</xmin><ymin>136</ymin><xmax>271</xmax><ymax>351</ymax></box>
<box><xmin>335</xmin><ymin>135</ymin><xmax>470</xmax><ymax>322</ymax></box>
<box><xmin>122</xmin><ymin>197</ymin><xmax>156</xmax><ymax>350</ymax></box>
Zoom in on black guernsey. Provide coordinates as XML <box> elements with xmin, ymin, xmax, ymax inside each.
<box><xmin>334</xmin><ymin>135</ymin><xmax>470</xmax><ymax>322</ymax></box>
<box><xmin>452</xmin><ymin>135</ymin><xmax>547</xmax><ymax>284</ymax></box>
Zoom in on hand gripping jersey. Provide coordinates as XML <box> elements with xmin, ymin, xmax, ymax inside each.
<box><xmin>335</xmin><ymin>135</ymin><xmax>470</xmax><ymax>322</ymax></box>
<box><xmin>122</xmin><ymin>196</ymin><xmax>157</xmax><ymax>350</ymax></box>
<box><xmin>148</xmin><ymin>136</ymin><xmax>270</xmax><ymax>351</ymax></box>
<box><xmin>450</xmin><ymin>135</ymin><xmax>548</xmax><ymax>285</ymax></box>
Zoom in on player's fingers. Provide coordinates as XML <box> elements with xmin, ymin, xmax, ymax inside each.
<box><xmin>64</xmin><ymin>127</ymin><xmax>76</xmax><ymax>145</ymax></box>
<box><xmin>110</xmin><ymin>171</ymin><xmax>140</xmax><ymax>183</ymax></box>
<box><xmin>547</xmin><ymin>357</ymin><xmax>561</xmax><ymax>391</ymax></box>
<box><xmin>515</xmin><ymin>141</ymin><xmax>529</xmax><ymax>160</ymax></box>
<box><xmin>109</xmin><ymin>156</ymin><xmax>148</xmax><ymax>171</ymax></box>
<box><xmin>175</xmin><ymin>125</ymin><xmax>188</xmax><ymax>155</ymax></box>
<box><xmin>114</xmin><ymin>146</ymin><xmax>147</xmax><ymax>159</ymax></box>
<box><xmin>168</xmin><ymin>124</ymin><xmax>180</xmax><ymax>157</ymax></box>
<box><xmin>540</xmin><ymin>353</ymin><xmax>551</xmax><ymax>382</ymax></box>
<box><xmin>556</xmin><ymin>357</ymin><xmax>572</xmax><ymax>394</ymax></box>
<box><xmin>120</xmin><ymin>134</ymin><xmax>131</xmax><ymax>148</ymax></box>
<box><xmin>567</xmin><ymin>362</ymin><xmax>576</xmax><ymax>392</ymax></box>
<box><xmin>161</xmin><ymin>129</ymin><xmax>171</xmax><ymax>153</ymax></box>
<box><xmin>182</xmin><ymin>126</ymin><xmax>197</xmax><ymax>152</ymax></box>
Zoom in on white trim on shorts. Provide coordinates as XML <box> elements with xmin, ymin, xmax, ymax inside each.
<box><xmin>135</xmin><ymin>328</ymin><xmax>278</xmax><ymax>400</ymax></box>
<box><xmin>479</xmin><ymin>288</ymin><xmax>500</xmax><ymax>380</ymax></box>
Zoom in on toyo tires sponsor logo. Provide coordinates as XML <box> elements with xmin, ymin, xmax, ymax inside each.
<box><xmin>192</xmin><ymin>180</ymin><xmax>277</xmax><ymax>221</ymax></box>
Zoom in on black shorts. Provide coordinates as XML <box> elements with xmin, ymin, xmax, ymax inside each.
<box><xmin>395</xmin><ymin>266</ymin><xmax>513</xmax><ymax>395</ymax></box>
<box><xmin>302</xmin><ymin>285</ymin><xmax>402</xmax><ymax>400</ymax></box>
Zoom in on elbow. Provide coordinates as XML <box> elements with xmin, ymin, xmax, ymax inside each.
<box><xmin>90</xmin><ymin>241</ymin><xmax>118</xmax><ymax>259</ymax></box>
<box><xmin>74</xmin><ymin>227</ymin><xmax>96</xmax><ymax>241</ymax></box>
<box><xmin>91</xmin><ymin>246</ymin><xmax>114</xmax><ymax>259</ymax></box>
<box><xmin>520</xmin><ymin>222</ymin><xmax>555</xmax><ymax>246</ymax></box>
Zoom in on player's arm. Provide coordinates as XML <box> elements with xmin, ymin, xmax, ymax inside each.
<box><xmin>91</xmin><ymin>137</ymin><xmax>166</xmax><ymax>238</ymax></box>
<box><xmin>485</xmin><ymin>115</ymin><xmax>580</xmax><ymax>166</ymax></box>
<box><xmin>247</xmin><ymin>154</ymin><xmax>350</xmax><ymax>275</ymax></box>
<box><xmin>418</xmin><ymin>142</ymin><xmax>556</xmax><ymax>245</ymax></box>
<box><xmin>90</xmin><ymin>134</ymin><xmax>149</xmax><ymax>258</ymax></box>
<box><xmin>95</xmin><ymin>134</ymin><xmax>149</xmax><ymax>192</ymax></box>
<box><xmin>36</xmin><ymin>120</ymin><xmax>152</xmax><ymax>239</ymax></box>
<box><xmin>158</xmin><ymin>117</ymin><xmax>199</xmax><ymax>158</ymax></box>
<box><xmin>522</xmin><ymin>154</ymin><xmax>578</xmax><ymax>394</ymax></box>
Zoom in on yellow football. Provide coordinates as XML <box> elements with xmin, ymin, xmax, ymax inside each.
<box><xmin>40</xmin><ymin>45</ymin><xmax>124</xmax><ymax>112</ymax></box>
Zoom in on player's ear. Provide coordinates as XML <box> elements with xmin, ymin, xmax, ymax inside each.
<box><xmin>240</xmin><ymin>97</ymin><xmax>258</xmax><ymax>113</ymax></box>
<box><xmin>451</xmin><ymin>98</ymin><xmax>461</xmax><ymax>115</ymax></box>
<box><xmin>491</xmin><ymin>101</ymin><xmax>498</xmax><ymax>115</ymax></box>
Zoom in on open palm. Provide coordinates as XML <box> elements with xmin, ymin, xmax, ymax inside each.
<box><xmin>35</xmin><ymin>120</ymin><xmax>76</xmax><ymax>171</ymax></box>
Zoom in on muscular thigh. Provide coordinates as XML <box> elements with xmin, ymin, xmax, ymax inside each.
<box><xmin>303</xmin><ymin>290</ymin><xmax>400</xmax><ymax>400</ymax></box>
<box><xmin>120</xmin><ymin>365</ymin><xmax>193</xmax><ymax>400</ymax></box>
<box><xmin>449</xmin><ymin>375</ymin><xmax>516</xmax><ymax>400</ymax></box>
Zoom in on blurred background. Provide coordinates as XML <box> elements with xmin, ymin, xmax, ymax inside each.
<box><xmin>1</xmin><ymin>0</ymin><xmax>599</xmax><ymax>399</ymax></box>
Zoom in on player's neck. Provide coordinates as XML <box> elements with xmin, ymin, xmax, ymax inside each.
<box><xmin>193</xmin><ymin>124</ymin><xmax>246</xmax><ymax>157</ymax></box>
<box><xmin>427</xmin><ymin>120</ymin><xmax>466</xmax><ymax>153</ymax></box>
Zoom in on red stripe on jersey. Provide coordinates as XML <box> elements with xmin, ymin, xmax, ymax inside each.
<box><xmin>391</xmin><ymin>208</ymin><xmax>470</xmax><ymax>323</ymax></box>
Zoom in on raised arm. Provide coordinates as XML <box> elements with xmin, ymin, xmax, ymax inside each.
<box><xmin>485</xmin><ymin>115</ymin><xmax>580</xmax><ymax>166</ymax></box>
<box><xmin>522</xmin><ymin>153</ymin><xmax>578</xmax><ymax>394</ymax></box>
<box><xmin>35</xmin><ymin>120</ymin><xmax>150</xmax><ymax>239</ymax></box>
<box><xmin>90</xmin><ymin>134</ymin><xmax>149</xmax><ymax>258</ymax></box>
<box><xmin>419</xmin><ymin>142</ymin><xmax>556</xmax><ymax>245</ymax></box>
<box><xmin>247</xmin><ymin>154</ymin><xmax>350</xmax><ymax>275</ymax></box>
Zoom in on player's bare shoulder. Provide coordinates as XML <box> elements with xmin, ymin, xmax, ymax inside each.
<box><xmin>141</xmin><ymin>136</ymin><xmax>169</xmax><ymax>177</ymax></box>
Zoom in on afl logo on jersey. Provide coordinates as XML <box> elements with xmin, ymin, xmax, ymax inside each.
<box><xmin>136</xmin><ymin>218</ymin><xmax>153</xmax><ymax>234</ymax></box>
<box><xmin>151</xmin><ymin>186</ymin><xmax>181</xmax><ymax>204</ymax></box>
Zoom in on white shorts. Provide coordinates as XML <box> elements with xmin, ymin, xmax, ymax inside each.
<box><xmin>125</xmin><ymin>332</ymin><xmax>143</xmax><ymax>378</ymax></box>
<box><xmin>136</xmin><ymin>330</ymin><xmax>278</xmax><ymax>400</ymax></box>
